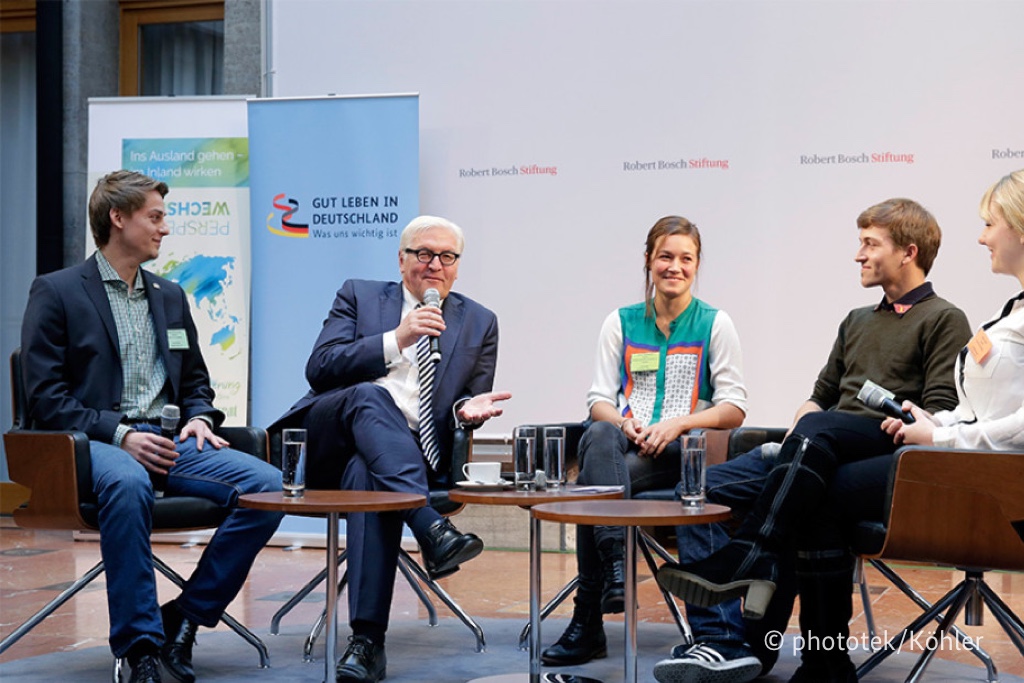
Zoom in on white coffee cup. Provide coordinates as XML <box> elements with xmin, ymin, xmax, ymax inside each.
<box><xmin>463</xmin><ymin>461</ymin><xmax>502</xmax><ymax>484</ymax></box>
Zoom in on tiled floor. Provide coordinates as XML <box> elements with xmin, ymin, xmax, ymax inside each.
<box><xmin>1</xmin><ymin>523</ymin><xmax>1022</xmax><ymax>678</ymax></box>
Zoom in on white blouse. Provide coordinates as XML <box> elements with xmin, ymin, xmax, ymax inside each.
<box><xmin>932</xmin><ymin>294</ymin><xmax>1024</xmax><ymax>450</ymax></box>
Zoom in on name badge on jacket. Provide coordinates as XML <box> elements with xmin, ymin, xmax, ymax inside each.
<box><xmin>168</xmin><ymin>329</ymin><xmax>189</xmax><ymax>350</ymax></box>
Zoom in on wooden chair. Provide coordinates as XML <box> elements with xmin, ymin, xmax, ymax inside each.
<box><xmin>852</xmin><ymin>446</ymin><xmax>1024</xmax><ymax>682</ymax></box>
<box><xmin>267</xmin><ymin>426</ymin><xmax>487</xmax><ymax>655</ymax></box>
<box><xmin>0</xmin><ymin>349</ymin><xmax>271</xmax><ymax>680</ymax></box>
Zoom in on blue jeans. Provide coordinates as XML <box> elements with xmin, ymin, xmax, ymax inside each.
<box><xmin>674</xmin><ymin>447</ymin><xmax>775</xmax><ymax>648</ymax></box>
<box><xmin>90</xmin><ymin>426</ymin><xmax>283</xmax><ymax>657</ymax></box>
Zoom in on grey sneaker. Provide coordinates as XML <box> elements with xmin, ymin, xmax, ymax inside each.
<box><xmin>654</xmin><ymin>643</ymin><xmax>761</xmax><ymax>683</ymax></box>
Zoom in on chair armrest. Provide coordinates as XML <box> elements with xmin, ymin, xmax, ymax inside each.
<box><xmin>218</xmin><ymin>426</ymin><xmax>269</xmax><ymax>462</ymax></box>
<box><xmin>450</xmin><ymin>426</ymin><xmax>473</xmax><ymax>481</ymax></box>
<box><xmin>728</xmin><ymin>426</ymin><xmax>786</xmax><ymax>458</ymax></box>
<box><xmin>3</xmin><ymin>430</ymin><xmax>93</xmax><ymax>530</ymax></box>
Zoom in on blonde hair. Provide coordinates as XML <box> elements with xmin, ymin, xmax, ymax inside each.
<box><xmin>980</xmin><ymin>170</ymin><xmax>1024</xmax><ymax>237</ymax></box>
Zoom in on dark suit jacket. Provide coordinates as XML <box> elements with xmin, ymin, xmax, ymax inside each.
<box><xmin>272</xmin><ymin>278</ymin><xmax>499</xmax><ymax>462</ymax></box>
<box><xmin>20</xmin><ymin>254</ymin><xmax>224</xmax><ymax>441</ymax></box>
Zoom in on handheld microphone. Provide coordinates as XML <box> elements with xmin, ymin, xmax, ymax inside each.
<box><xmin>423</xmin><ymin>288</ymin><xmax>442</xmax><ymax>364</ymax></box>
<box><xmin>160</xmin><ymin>404</ymin><xmax>181</xmax><ymax>440</ymax></box>
<box><xmin>856</xmin><ymin>380</ymin><xmax>915</xmax><ymax>423</ymax></box>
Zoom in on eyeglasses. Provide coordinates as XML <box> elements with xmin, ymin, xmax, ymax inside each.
<box><xmin>404</xmin><ymin>248</ymin><xmax>461</xmax><ymax>266</ymax></box>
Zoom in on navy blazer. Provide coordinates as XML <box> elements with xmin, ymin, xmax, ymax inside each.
<box><xmin>20</xmin><ymin>254</ymin><xmax>224</xmax><ymax>442</ymax></box>
<box><xmin>272</xmin><ymin>279</ymin><xmax>499</xmax><ymax>461</ymax></box>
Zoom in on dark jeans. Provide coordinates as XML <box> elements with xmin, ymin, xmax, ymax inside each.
<box><xmin>573</xmin><ymin>421</ymin><xmax>680</xmax><ymax>602</ymax></box>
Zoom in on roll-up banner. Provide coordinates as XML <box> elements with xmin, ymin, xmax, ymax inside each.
<box><xmin>248</xmin><ymin>94</ymin><xmax>419</xmax><ymax>429</ymax></box>
<box><xmin>87</xmin><ymin>97</ymin><xmax>252</xmax><ymax>425</ymax></box>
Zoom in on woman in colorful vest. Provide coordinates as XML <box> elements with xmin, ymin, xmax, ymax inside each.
<box><xmin>542</xmin><ymin>215</ymin><xmax>749</xmax><ymax>666</ymax></box>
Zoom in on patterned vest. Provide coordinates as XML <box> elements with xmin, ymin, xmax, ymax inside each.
<box><xmin>617</xmin><ymin>298</ymin><xmax>717</xmax><ymax>425</ymax></box>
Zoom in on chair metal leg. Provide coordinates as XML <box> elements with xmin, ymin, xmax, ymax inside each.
<box><xmin>270</xmin><ymin>549</ymin><xmax>347</xmax><ymax>634</ymax></box>
<box><xmin>638</xmin><ymin>531</ymin><xmax>691</xmax><ymax>643</ymax></box>
<box><xmin>855</xmin><ymin>577</ymin><xmax>998</xmax><ymax>683</ymax></box>
<box><xmin>905</xmin><ymin>578</ymin><xmax>974</xmax><ymax>683</ymax></box>
<box><xmin>397</xmin><ymin>549</ymin><xmax>486</xmax><ymax>652</ymax></box>
<box><xmin>397</xmin><ymin>552</ymin><xmax>439</xmax><ymax>626</ymax></box>
<box><xmin>303</xmin><ymin>569</ymin><xmax>348</xmax><ymax>661</ymax></box>
<box><xmin>855</xmin><ymin>557</ymin><xmax>878</xmax><ymax>647</ymax></box>
<box><xmin>865</xmin><ymin>560</ymin><xmax>996</xmax><ymax>678</ymax></box>
<box><xmin>0</xmin><ymin>559</ymin><xmax>106</xmax><ymax>655</ymax></box>
<box><xmin>152</xmin><ymin>554</ymin><xmax>270</xmax><ymax>668</ymax></box>
<box><xmin>978</xmin><ymin>580</ymin><xmax>1024</xmax><ymax>656</ymax></box>
<box><xmin>113</xmin><ymin>656</ymin><xmax>125</xmax><ymax>683</ymax></box>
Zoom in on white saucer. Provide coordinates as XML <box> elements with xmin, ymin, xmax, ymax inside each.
<box><xmin>455</xmin><ymin>480</ymin><xmax>512</xmax><ymax>491</ymax></box>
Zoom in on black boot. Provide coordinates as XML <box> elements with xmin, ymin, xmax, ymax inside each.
<box><xmin>541</xmin><ymin>600</ymin><xmax>607</xmax><ymax>666</ymax></box>
<box><xmin>658</xmin><ymin>435</ymin><xmax>835</xmax><ymax>619</ymax></box>
<box><xmin>788</xmin><ymin>550</ymin><xmax>857</xmax><ymax>683</ymax></box>
<box><xmin>596</xmin><ymin>532</ymin><xmax>625</xmax><ymax>614</ymax></box>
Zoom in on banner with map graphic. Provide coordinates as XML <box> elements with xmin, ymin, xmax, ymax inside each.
<box><xmin>87</xmin><ymin>98</ymin><xmax>251</xmax><ymax>425</ymax></box>
<box><xmin>248</xmin><ymin>94</ymin><xmax>419</xmax><ymax>429</ymax></box>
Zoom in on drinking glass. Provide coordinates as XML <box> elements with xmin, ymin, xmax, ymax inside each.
<box><xmin>513</xmin><ymin>426</ymin><xmax>537</xmax><ymax>490</ymax></box>
<box><xmin>543</xmin><ymin>426</ymin><xmax>567</xmax><ymax>488</ymax></box>
<box><xmin>281</xmin><ymin>428</ymin><xmax>308</xmax><ymax>498</ymax></box>
<box><xmin>679</xmin><ymin>433</ymin><xmax>706</xmax><ymax>507</ymax></box>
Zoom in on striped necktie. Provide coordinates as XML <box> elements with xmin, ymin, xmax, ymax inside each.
<box><xmin>416</xmin><ymin>334</ymin><xmax>441</xmax><ymax>470</ymax></box>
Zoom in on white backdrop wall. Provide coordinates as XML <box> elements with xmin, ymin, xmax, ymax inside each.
<box><xmin>269</xmin><ymin>0</ymin><xmax>1024</xmax><ymax>436</ymax></box>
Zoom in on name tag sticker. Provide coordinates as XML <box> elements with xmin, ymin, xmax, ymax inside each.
<box><xmin>630</xmin><ymin>352</ymin><xmax>660</xmax><ymax>373</ymax></box>
<box><xmin>968</xmin><ymin>328</ymin><xmax>992</xmax><ymax>364</ymax></box>
<box><xmin>168</xmin><ymin>329</ymin><xmax>189</xmax><ymax>350</ymax></box>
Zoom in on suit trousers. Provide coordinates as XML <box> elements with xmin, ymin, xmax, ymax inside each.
<box><xmin>304</xmin><ymin>383</ymin><xmax>444</xmax><ymax>632</ymax></box>
<box><xmin>90</xmin><ymin>427</ymin><xmax>283</xmax><ymax>657</ymax></box>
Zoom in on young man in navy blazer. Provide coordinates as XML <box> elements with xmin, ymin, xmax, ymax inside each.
<box><xmin>273</xmin><ymin>215</ymin><xmax>511</xmax><ymax>683</ymax></box>
<box><xmin>20</xmin><ymin>170</ymin><xmax>283</xmax><ymax>683</ymax></box>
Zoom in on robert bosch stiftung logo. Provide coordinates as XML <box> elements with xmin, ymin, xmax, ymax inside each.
<box><xmin>267</xmin><ymin>193</ymin><xmax>309</xmax><ymax>238</ymax></box>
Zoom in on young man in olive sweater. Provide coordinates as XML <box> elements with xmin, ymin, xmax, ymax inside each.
<box><xmin>653</xmin><ymin>198</ymin><xmax>972</xmax><ymax>683</ymax></box>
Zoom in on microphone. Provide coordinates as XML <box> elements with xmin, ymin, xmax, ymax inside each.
<box><xmin>423</xmin><ymin>288</ymin><xmax>442</xmax><ymax>364</ymax></box>
<box><xmin>856</xmin><ymin>380</ymin><xmax>916</xmax><ymax>423</ymax></box>
<box><xmin>160</xmin><ymin>404</ymin><xmax>181</xmax><ymax>440</ymax></box>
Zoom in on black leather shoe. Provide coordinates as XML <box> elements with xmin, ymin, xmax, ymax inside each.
<box><xmin>419</xmin><ymin>518</ymin><xmax>483</xmax><ymax>580</ymax></box>
<box><xmin>336</xmin><ymin>635</ymin><xmax>386</xmax><ymax>683</ymax></box>
<box><xmin>160</xmin><ymin>601</ymin><xmax>198</xmax><ymax>683</ymax></box>
<box><xmin>128</xmin><ymin>654</ymin><xmax>163</xmax><ymax>683</ymax></box>
<box><xmin>541</xmin><ymin>608</ymin><xmax>606</xmax><ymax>666</ymax></box>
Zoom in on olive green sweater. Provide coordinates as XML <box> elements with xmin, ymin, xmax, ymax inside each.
<box><xmin>810</xmin><ymin>289</ymin><xmax>971</xmax><ymax>418</ymax></box>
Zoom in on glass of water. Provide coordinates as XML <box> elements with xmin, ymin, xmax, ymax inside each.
<box><xmin>679</xmin><ymin>433</ymin><xmax>706</xmax><ymax>507</ymax></box>
<box><xmin>281</xmin><ymin>428</ymin><xmax>307</xmax><ymax>498</ymax></box>
<box><xmin>513</xmin><ymin>426</ymin><xmax>537</xmax><ymax>490</ymax></box>
<box><xmin>543</xmin><ymin>426</ymin><xmax>567</xmax><ymax>488</ymax></box>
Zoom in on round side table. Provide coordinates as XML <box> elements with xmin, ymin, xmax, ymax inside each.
<box><xmin>532</xmin><ymin>500</ymin><xmax>731</xmax><ymax>683</ymax></box>
<box><xmin>449</xmin><ymin>485</ymin><xmax>623</xmax><ymax>683</ymax></box>
<box><xmin>240</xmin><ymin>490</ymin><xmax>426</xmax><ymax>683</ymax></box>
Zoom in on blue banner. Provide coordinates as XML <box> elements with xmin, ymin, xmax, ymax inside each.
<box><xmin>248</xmin><ymin>95</ymin><xmax>419</xmax><ymax>430</ymax></box>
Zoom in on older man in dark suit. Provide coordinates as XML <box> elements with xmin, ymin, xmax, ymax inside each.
<box><xmin>273</xmin><ymin>214</ymin><xmax>511</xmax><ymax>683</ymax></box>
<box><xmin>20</xmin><ymin>170</ymin><xmax>283</xmax><ymax>683</ymax></box>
